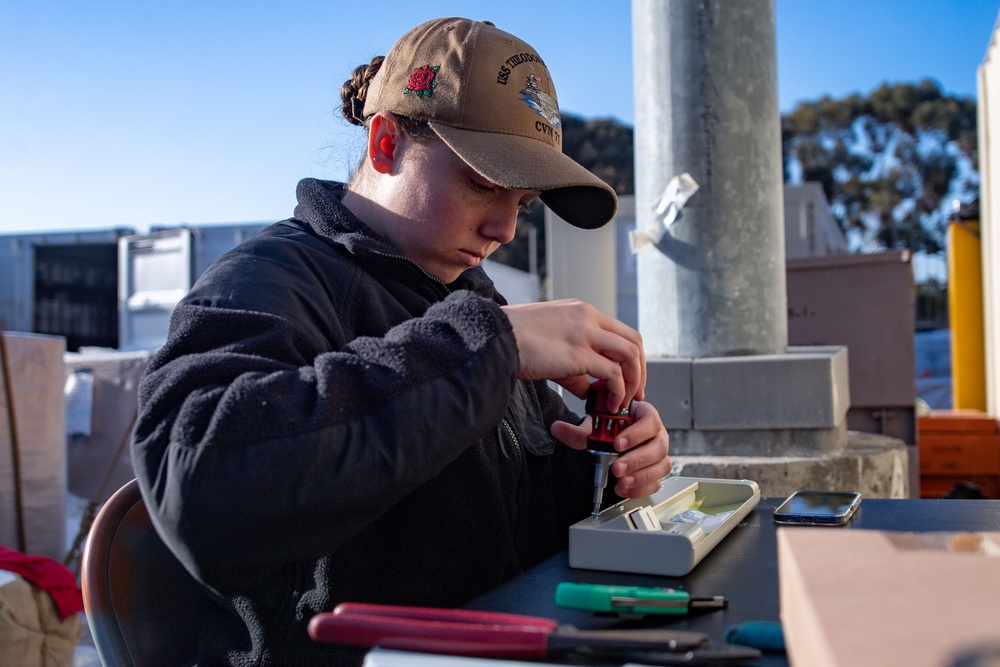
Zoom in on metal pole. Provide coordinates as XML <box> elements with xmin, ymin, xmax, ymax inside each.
<box><xmin>632</xmin><ymin>0</ymin><xmax>787</xmax><ymax>358</ymax></box>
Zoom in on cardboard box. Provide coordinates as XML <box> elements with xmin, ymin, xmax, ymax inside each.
<box><xmin>779</xmin><ymin>528</ymin><xmax>1000</xmax><ymax>667</ymax></box>
<box><xmin>0</xmin><ymin>332</ymin><xmax>67</xmax><ymax>561</ymax></box>
<box><xmin>63</xmin><ymin>349</ymin><xmax>150</xmax><ymax>503</ymax></box>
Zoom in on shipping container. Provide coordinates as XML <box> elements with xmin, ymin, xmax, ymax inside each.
<box><xmin>0</xmin><ymin>224</ymin><xmax>271</xmax><ymax>352</ymax></box>
<box><xmin>118</xmin><ymin>223</ymin><xmax>271</xmax><ymax>351</ymax></box>
<box><xmin>117</xmin><ymin>222</ymin><xmax>537</xmax><ymax>350</ymax></box>
<box><xmin>4</xmin><ymin>220</ymin><xmax>538</xmax><ymax>353</ymax></box>
<box><xmin>0</xmin><ymin>229</ymin><xmax>135</xmax><ymax>350</ymax></box>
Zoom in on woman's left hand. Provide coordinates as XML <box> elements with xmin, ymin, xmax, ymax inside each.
<box><xmin>551</xmin><ymin>400</ymin><xmax>672</xmax><ymax>499</ymax></box>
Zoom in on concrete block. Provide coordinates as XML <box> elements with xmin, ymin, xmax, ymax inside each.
<box><xmin>669</xmin><ymin>431</ymin><xmax>910</xmax><ymax>499</ymax></box>
<box><xmin>692</xmin><ymin>346</ymin><xmax>849</xmax><ymax>429</ymax></box>
<box><xmin>669</xmin><ymin>422</ymin><xmax>846</xmax><ymax>457</ymax></box>
<box><xmin>645</xmin><ymin>357</ymin><xmax>693</xmax><ymax>429</ymax></box>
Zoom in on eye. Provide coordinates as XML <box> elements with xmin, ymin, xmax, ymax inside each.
<box><xmin>467</xmin><ymin>175</ymin><xmax>495</xmax><ymax>194</ymax></box>
<box><xmin>518</xmin><ymin>195</ymin><xmax>540</xmax><ymax>213</ymax></box>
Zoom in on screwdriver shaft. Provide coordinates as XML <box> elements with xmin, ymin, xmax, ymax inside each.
<box><xmin>591</xmin><ymin>452</ymin><xmax>617</xmax><ymax>516</ymax></box>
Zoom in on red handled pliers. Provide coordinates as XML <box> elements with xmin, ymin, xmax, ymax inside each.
<box><xmin>308</xmin><ymin>602</ymin><xmax>761</xmax><ymax>664</ymax></box>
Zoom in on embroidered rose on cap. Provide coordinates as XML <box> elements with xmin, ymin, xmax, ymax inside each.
<box><xmin>404</xmin><ymin>65</ymin><xmax>439</xmax><ymax>97</ymax></box>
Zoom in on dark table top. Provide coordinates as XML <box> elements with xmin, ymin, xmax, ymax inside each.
<box><xmin>468</xmin><ymin>498</ymin><xmax>1000</xmax><ymax>666</ymax></box>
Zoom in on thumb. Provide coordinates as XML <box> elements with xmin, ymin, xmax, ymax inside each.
<box><xmin>551</xmin><ymin>416</ymin><xmax>591</xmax><ymax>451</ymax></box>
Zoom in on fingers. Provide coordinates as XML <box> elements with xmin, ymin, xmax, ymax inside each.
<box><xmin>553</xmin><ymin>375</ymin><xmax>595</xmax><ymax>402</ymax></box>
<box><xmin>612</xmin><ymin>440</ymin><xmax>672</xmax><ymax>498</ymax></box>
<box><xmin>503</xmin><ymin>299</ymin><xmax>646</xmax><ymax>412</ymax></box>
<box><xmin>609</xmin><ymin>402</ymin><xmax>671</xmax><ymax>498</ymax></box>
<box><xmin>553</xmin><ymin>401</ymin><xmax>671</xmax><ymax>501</ymax></box>
<box><xmin>595</xmin><ymin>316</ymin><xmax>647</xmax><ymax>406</ymax></box>
<box><xmin>587</xmin><ymin>327</ymin><xmax>644</xmax><ymax>412</ymax></box>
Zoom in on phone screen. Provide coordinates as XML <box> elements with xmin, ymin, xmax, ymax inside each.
<box><xmin>773</xmin><ymin>490</ymin><xmax>861</xmax><ymax>525</ymax></box>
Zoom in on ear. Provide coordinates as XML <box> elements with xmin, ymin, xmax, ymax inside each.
<box><xmin>367</xmin><ymin>113</ymin><xmax>398</xmax><ymax>175</ymax></box>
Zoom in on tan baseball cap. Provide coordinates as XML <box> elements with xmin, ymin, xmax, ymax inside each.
<box><xmin>363</xmin><ymin>17</ymin><xmax>618</xmax><ymax>229</ymax></box>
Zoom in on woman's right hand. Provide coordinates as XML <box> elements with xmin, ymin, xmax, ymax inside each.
<box><xmin>501</xmin><ymin>299</ymin><xmax>645</xmax><ymax>413</ymax></box>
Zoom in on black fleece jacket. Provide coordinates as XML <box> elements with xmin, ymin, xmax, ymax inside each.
<box><xmin>131</xmin><ymin>179</ymin><xmax>594</xmax><ymax>666</ymax></box>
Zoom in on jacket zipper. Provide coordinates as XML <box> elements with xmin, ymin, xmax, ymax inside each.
<box><xmin>367</xmin><ymin>248</ymin><xmax>452</xmax><ymax>294</ymax></box>
<box><xmin>500</xmin><ymin>418</ymin><xmax>523</xmax><ymax>461</ymax></box>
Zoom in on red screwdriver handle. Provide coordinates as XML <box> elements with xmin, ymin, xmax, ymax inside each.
<box><xmin>585</xmin><ymin>380</ymin><xmax>635</xmax><ymax>454</ymax></box>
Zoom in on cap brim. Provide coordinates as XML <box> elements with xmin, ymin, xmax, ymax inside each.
<box><xmin>429</xmin><ymin>122</ymin><xmax>618</xmax><ymax>229</ymax></box>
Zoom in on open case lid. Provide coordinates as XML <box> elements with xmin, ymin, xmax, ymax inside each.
<box><xmin>568</xmin><ymin>476</ymin><xmax>760</xmax><ymax>577</ymax></box>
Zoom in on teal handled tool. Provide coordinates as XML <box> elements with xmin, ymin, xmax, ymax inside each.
<box><xmin>555</xmin><ymin>582</ymin><xmax>727</xmax><ymax>615</ymax></box>
<box><xmin>724</xmin><ymin>621</ymin><xmax>786</xmax><ymax>653</ymax></box>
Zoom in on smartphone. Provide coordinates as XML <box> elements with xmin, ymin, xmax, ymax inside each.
<box><xmin>773</xmin><ymin>490</ymin><xmax>861</xmax><ymax>526</ymax></box>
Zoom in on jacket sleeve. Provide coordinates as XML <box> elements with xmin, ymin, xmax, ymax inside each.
<box><xmin>131</xmin><ymin>244</ymin><xmax>520</xmax><ymax>593</ymax></box>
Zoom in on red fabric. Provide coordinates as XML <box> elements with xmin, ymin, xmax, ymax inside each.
<box><xmin>0</xmin><ymin>546</ymin><xmax>84</xmax><ymax>620</ymax></box>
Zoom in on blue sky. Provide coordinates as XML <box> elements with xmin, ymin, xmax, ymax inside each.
<box><xmin>1</xmin><ymin>0</ymin><xmax>999</xmax><ymax>235</ymax></box>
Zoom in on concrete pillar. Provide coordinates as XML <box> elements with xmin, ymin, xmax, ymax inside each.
<box><xmin>627</xmin><ymin>0</ymin><xmax>909</xmax><ymax>496</ymax></box>
<box><xmin>632</xmin><ymin>0</ymin><xmax>787</xmax><ymax>358</ymax></box>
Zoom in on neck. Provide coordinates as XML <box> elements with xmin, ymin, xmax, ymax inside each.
<box><xmin>341</xmin><ymin>180</ymin><xmax>396</xmax><ymax>244</ymax></box>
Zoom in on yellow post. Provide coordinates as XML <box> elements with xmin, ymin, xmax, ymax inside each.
<box><xmin>948</xmin><ymin>218</ymin><xmax>987</xmax><ymax>410</ymax></box>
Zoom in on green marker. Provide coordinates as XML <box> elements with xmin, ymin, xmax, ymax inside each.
<box><xmin>555</xmin><ymin>582</ymin><xmax>727</xmax><ymax>615</ymax></box>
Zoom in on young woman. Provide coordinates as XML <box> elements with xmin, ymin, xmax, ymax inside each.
<box><xmin>132</xmin><ymin>17</ymin><xmax>671</xmax><ymax>665</ymax></box>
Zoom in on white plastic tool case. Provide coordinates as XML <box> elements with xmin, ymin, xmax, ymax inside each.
<box><xmin>568</xmin><ymin>476</ymin><xmax>761</xmax><ymax>576</ymax></box>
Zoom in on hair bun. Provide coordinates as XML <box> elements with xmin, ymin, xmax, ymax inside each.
<box><xmin>340</xmin><ymin>55</ymin><xmax>385</xmax><ymax>126</ymax></box>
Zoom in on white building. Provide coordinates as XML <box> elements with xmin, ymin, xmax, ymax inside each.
<box><xmin>977</xmin><ymin>9</ymin><xmax>1000</xmax><ymax>416</ymax></box>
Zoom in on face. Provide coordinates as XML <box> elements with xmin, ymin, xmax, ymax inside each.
<box><xmin>368</xmin><ymin>137</ymin><xmax>540</xmax><ymax>284</ymax></box>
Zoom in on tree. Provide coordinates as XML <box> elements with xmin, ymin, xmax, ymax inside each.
<box><xmin>783</xmin><ymin>79</ymin><xmax>978</xmax><ymax>255</ymax></box>
<box><xmin>494</xmin><ymin>80</ymin><xmax>979</xmax><ymax>284</ymax></box>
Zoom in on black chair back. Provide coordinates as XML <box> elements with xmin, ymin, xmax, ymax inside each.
<box><xmin>81</xmin><ymin>479</ymin><xmax>204</xmax><ymax>666</ymax></box>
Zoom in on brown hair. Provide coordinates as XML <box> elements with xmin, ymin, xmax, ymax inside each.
<box><xmin>340</xmin><ymin>55</ymin><xmax>431</xmax><ymax>138</ymax></box>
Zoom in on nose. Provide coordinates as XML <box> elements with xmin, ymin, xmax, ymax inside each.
<box><xmin>481</xmin><ymin>197</ymin><xmax>521</xmax><ymax>245</ymax></box>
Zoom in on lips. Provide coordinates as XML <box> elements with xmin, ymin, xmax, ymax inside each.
<box><xmin>459</xmin><ymin>249</ymin><xmax>487</xmax><ymax>266</ymax></box>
